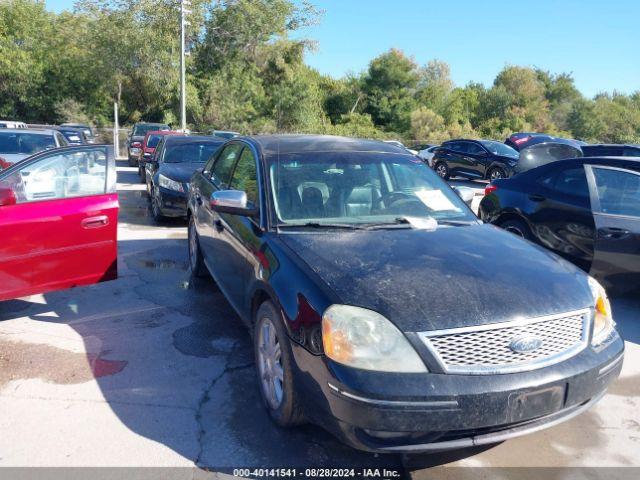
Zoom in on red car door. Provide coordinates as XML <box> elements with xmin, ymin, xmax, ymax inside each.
<box><xmin>0</xmin><ymin>145</ymin><xmax>118</xmax><ymax>301</ymax></box>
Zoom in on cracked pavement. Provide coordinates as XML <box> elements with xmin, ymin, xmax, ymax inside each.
<box><xmin>0</xmin><ymin>161</ymin><xmax>639</xmax><ymax>476</ymax></box>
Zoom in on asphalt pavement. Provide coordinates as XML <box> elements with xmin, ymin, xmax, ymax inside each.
<box><xmin>0</xmin><ymin>162</ymin><xmax>638</xmax><ymax>478</ymax></box>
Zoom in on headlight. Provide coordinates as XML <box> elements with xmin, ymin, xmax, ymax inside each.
<box><xmin>588</xmin><ymin>276</ymin><xmax>615</xmax><ymax>346</ymax></box>
<box><xmin>322</xmin><ymin>305</ymin><xmax>427</xmax><ymax>373</ymax></box>
<box><xmin>158</xmin><ymin>174</ymin><xmax>184</xmax><ymax>192</ymax></box>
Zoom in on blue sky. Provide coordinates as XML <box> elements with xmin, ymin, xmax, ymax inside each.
<box><xmin>46</xmin><ymin>0</ymin><xmax>639</xmax><ymax>98</ymax></box>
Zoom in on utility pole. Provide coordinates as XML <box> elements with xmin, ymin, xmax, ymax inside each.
<box><xmin>180</xmin><ymin>0</ymin><xmax>191</xmax><ymax>132</ymax></box>
<box><xmin>113</xmin><ymin>101</ymin><xmax>119</xmax><ymax>158</ymax></box>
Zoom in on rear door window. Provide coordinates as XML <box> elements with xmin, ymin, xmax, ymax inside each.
<box><xmin>590</xmin><ymin>166</ymin><xmax>640</xmax><ymax>217</ymax></box>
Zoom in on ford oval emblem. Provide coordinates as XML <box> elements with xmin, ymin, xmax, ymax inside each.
<box><xmin>510</xmin><ymin>336</ymin><xmax>543</xmax><ymax>353</ymax></box>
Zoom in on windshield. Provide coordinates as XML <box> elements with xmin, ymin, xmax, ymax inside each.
<box><xmin>164</xmin><ymin>142</ymin><xmax>222</xmax><ymax>163</ymax></box>
<box><xmin>269</xmin><ymin>152</ymin><xmax>475</xmax><ymax>225</ymax></box>
<box><xmin>0</xmin><ymin>132</ymin><xmax>56</xmax><ymax>154</ymax></box>
<box><xmin>134</xmin><ymin>124</ymin><xmax>169</xmax><ymax>136</ymax></box>
<box><xmin>147</xmin><ymin>134</ymin><xmax>163</xmax><ymax>148</ymax></box>
<box><xmin>480</xmin><ymin>141</ymin><xmax>518</xmax><ymax>158</ymax></box>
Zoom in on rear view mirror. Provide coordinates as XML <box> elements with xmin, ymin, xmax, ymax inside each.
<box><xmin>452</xmin><ymin>186</ymin><xmax>475</xmax><ymax>207</ymax></box>
<box><xmin>210</xmin><ymin>190</ymin><xmax>258</xmax><ymax>217</ymax></box>
<box><xmin>0</xmin><ymin>187</ymin><xmax>17</xmax><ymax>206</ymax></box>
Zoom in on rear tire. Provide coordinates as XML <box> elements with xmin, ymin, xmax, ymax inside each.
<box><xmin>254</xmin><ymin>301</ymin><xmax>305</xmax><ymax>427</ymax></box>
<box><xmin>188</xmin><ymin>215</ymin><xmax>208</xmax><ymax>278</ymax></box>
<box><xmin>500</xmin><ymin>218</ymin><xmax>532</xmax><ymax>241</ymax></box>
<box><xmin>435</xmin><ymin>162</ymin><xmax>450</xmax><ymax>180</ymax></box>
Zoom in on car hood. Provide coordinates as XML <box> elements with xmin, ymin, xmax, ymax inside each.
<box><xmin>159</xmin><ymin>162</ymin><xmax>204</xmax><ymax>184</ymax></box>
<box><xmin>278</xmin><ymin>224</ymin><xmax>593</xmax><ymax>332</ymax></box>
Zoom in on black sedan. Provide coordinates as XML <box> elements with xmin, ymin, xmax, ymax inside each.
<box><xmin>431</xmin><ymin>139</ymin><xmax>519</xmax><ymax>181</ymax></box>
<box><xmin>146</xmin><ymin>135</ymin><xmax>224</xmax><ymax>222</ymax></box>
<box><xmin>480</xmin><ymin>156</ymin><xmax>640</xmax><ymax>291</ymax></box>
<box><xmin>186</xmin><ymin>135</ymin><xmax>623</xmax><ymax>453</ymax></box>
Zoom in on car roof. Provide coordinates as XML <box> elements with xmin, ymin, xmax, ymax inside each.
<box><xmin>247</xmin><ymin>135</ymin><xmax>414</xmax><ymax>156</ymax></box>
<box><xmin>583</xmin><ymin>144</ymin><xmax>640</xmax><ymax>148</ymax></box>
<box><xmin>164</xmin><ymin>135</ymin><xmax>225</xmax><ymax>144</ymax></box>
<box><xmin>0</xmin><ymin>128</ymin><xmax>55</xmax><ymax>135</ymax></box>
<box><xmin>145</xmin><ymin>130</ymin><xmax>180</xmax><ymax>136</ymax></box>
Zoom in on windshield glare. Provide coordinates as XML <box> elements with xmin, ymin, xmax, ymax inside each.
<box><xmin>164</xmin><ymin>142</ymin><xmax>221</xmax><ymax>163</ymax></box>
<box><xmin>269</xmin><ymin>152</ymin><xmax>475</xmax><ymax>225</ymax></box>
<box><xmin>480</xmin><ymin>141</ymin><xmax>518</xmax><ymax>158</ymax></box>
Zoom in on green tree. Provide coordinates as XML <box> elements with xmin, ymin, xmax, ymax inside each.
<box><xmin>362</xmin><ymin>49</ymin><xmax>419</xmax><ymax>133</ymax></box>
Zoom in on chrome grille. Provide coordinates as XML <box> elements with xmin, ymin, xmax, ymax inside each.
<box><xmin>418</xmin><ymin>309</ymin><xmax>590</xmax><ymax>374</ymax></box>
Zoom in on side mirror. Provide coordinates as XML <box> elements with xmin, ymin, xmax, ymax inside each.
<box><xmin>452</xmin><ymin>186</ymin><xmax>475</xmax><ymax>207</ymax></box>
<box><xmin>210</xmin><ymin>190</ymin><xmax>258</xmax><ymax>217</ymax></box>
<box><xmin>0</xmin><ymin>187</ymin><xmax>17</xmax><ymax>206</ymax></box>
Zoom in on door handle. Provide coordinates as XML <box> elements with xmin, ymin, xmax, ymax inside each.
<box><xmin>81</xmin><ymin>215</ymin><xmax>109</xmax><ymax>229</ymax></box>
<box><xmin>529</xmin><ymin>194</ymin><xmax>546</xmax><ymax>202</ymax></box>
<box><xmin>599</xmin><ymin>227</ymin><xmax>632</xmax><ymax>239</ymax></box>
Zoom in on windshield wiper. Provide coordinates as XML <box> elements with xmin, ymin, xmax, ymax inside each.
<box><xmin>436</xmin><ymin>219</ymin><xmax>478</xmax><ymax>226</ymax></box>
<box><xmin>278</xmin><ymin>222</ymin><xmax>369</xmax><ymax>230</ymax></box>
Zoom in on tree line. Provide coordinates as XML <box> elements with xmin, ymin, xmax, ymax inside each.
<box><xmin>2</xmin><ymin>0</ymin><xmax>639</xmax><ymax>144</ymax></box>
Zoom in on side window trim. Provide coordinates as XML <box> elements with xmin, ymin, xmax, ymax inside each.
<box><xmin>586</xmin><ymin>164</ymin><xmax>640</xmax><ymax>218</ymax></box>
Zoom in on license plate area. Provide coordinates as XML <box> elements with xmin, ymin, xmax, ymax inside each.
<box><xmin>507</xmin><ymin>385</ymin><xmax>566</xmax><ymax>422</ymax></box>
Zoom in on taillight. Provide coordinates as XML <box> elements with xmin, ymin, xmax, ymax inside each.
<box><xmin>131</xmin><ymin>141</ymin><xmax>142</xmax><ymax>148</ymax></box>
<box><xmin>0</xmin><ymin>157</ymin><xmax>10</xmax><ymax>170</ymax></box>
<box><xmin>513</xmin><ymin>137</ymin><xmax>529</xmax><ymax>145</ymax></box>
<box><xmin>484</xmin><ymin>184</ymin><xmax>498</xmax><ymax>196</ymax></box>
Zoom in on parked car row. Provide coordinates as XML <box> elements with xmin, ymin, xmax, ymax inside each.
<box><xmin>0</xmin><ymin>122</ymin><xmax>99</xmax><ymax>171</ymax></box>
<box><xmin>0</xmin><ymin>130</ymin><xmax>630</xmax><ymax>457</ymax></box>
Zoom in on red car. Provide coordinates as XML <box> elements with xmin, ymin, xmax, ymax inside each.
<box><xmin>138</xmin><ymin>130</ymin><xmax>181</xmax><ymax>182</ymax></box>
<box><xmin>0</xmin><ymin>145</ymin><xmax>118</xmax><ymax>301</ymax></box>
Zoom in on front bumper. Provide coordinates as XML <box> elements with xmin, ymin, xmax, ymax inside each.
<box><xmin>291</xmin><ymin>333</ymin><xmax>624</xmax><ymax>453</ymax></box>
<box><xmin>157</xmin><ymin>186</ymin><xmax>188</xmax><ymax>217</ymax></box>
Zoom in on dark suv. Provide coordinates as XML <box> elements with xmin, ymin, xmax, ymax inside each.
<box><xmin>127</xmin><ymin>122</ymin><xmax>170</xmax><ymax>166</ymax></box>
<box><xmin>432</xmin><ymin>139</ymin><xmax>519</xmax><ymax>181</ymax></box>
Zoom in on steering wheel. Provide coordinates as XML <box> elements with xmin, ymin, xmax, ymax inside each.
<box><xmin>381</xmin><ymin>191</ymin><xmax>414</xmax><ymax>207</ymax></box>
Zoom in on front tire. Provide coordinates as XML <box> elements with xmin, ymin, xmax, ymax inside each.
<box><xmin>435</xmin><ymin>162</ymin><xmax>450</xmax><ymax>180</ymax></box>
<box><xmin>150</xmin><ymin>186</ymin><xmax>166</xmax><ymax>223</ymax></box>
<box><xmin>188</xmin><ymin>215</ymin><xmax>208</xmax><ymax>278</ymax></box>
<box><xmin>254</xmin><ymin>301</ymin><xmax>305</xmax><ymax>427</ymax></box>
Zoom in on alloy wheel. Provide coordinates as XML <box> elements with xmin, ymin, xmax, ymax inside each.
<box><xmin>490</xmin><ymin>169</ymin><xmax>504</xmax><ymax>180</ymax></box>
<box><xmin>257</xmin><ymin>318</ymin><xmax>284</xmax><ymax>410</ymax></box>
<box><xmin>436</xmin><ymin>164</ymin><xmax>448</xmax><ymax>178</ymax></box>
